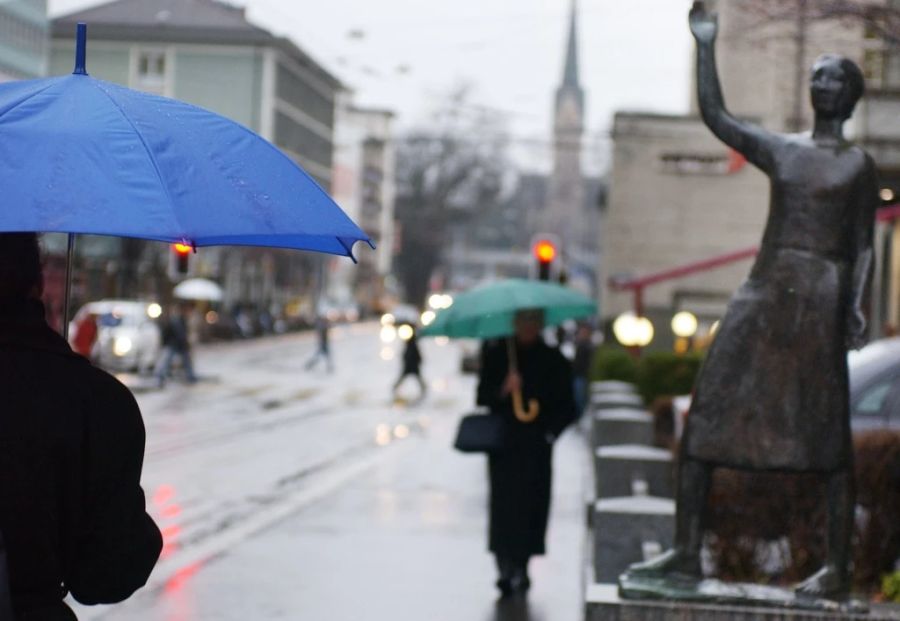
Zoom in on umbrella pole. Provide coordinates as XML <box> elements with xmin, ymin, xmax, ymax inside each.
<box><xmin>506</xmin><ymin>337</ymin><xmax>540</xmax><ymax>423</ymax></box>
<box><xmin>62</xmin><ymin>233</ymin><xmax>75</xmax><ymax>341</ymax></box>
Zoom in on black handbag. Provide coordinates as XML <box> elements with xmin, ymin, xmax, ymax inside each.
<box><xmin>454</xmin><ymin>413</ymin><xmax>507</xmax><ymax>453</ymax></box>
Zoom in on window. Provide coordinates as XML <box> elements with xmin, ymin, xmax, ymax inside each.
<box><xmin>855</xmin><ymin>380</ymin><xmax>893</xmax><ymax>416</ymax></box>
<box><xmin>135</xmin><ymin>50</ymin><xmax>167</xmax><ymax>95</ymax></box>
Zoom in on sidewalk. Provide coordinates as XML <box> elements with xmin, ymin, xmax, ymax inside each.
<box><xmin>112</xmin><ymin>409</ymin><xmax>591</xmax><ymax>621</ymax></box>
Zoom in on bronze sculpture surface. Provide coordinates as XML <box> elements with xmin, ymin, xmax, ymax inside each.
<box><xmin>619</xmin><ymin>0</ymin><xmax>879</xmax><ymax>608</ymax></box>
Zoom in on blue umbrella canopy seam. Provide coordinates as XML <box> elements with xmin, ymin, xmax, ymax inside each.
<box><xmin>0</xmin><ymin>79</ymin><xmax>60</xmax><ymax>121</ymax></box>
<box><xmin>90</xmin><ymin>78</ymin><xmax>191</xmax><ymax>243</ymax></box>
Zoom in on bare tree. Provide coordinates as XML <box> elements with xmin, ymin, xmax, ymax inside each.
<box><xmin>394</xmin><ymin>86</ymin><xmax>509</xmax><ymax>305</ymax></box>
<box><xmin>720</xmin><ymin>0</ymin><xmax>900</xmax><ymax>130</ymax></box>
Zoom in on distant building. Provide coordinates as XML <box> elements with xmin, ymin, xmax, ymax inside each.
<box><xmin>0</xmin><ymin>0</ymin><xmax>48</xmax><ymax>81</ymax></box>
<box><xmin>602</xmin><ymin>0</ymin><xmax>900</xmax><ymax>348</ymax></box>
<box><xmin>50</xmin><ymin>0</ymin><xmax>350</xmax><ymax>315</ymax></box>
<box><xmin>444</xmin><ymin>0</ymin><xmax>604</xmax><ymax>295</ymax></box>
<box><xmin>445</xmin><ymin>173</ymin><xmax>604</xmax><ymax>289</ymax></box>
<box><xmin>330</xmin><ymin>94</ymin><xmax>396</xmax><ymax>314</ymax></box>
<box><xmin>601</xmin><ymin>112</ymin><xmax>768</xmax><ymax>348</ymax></box>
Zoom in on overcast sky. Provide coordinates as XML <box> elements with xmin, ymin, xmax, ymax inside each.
<box><xmin>49</xmin><ymin>0</ymin><xmax>695</xmax><ymax>173</ymax></box>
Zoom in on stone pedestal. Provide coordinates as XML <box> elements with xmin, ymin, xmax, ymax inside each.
<box><xmin>592</xmin><ymin>409</ymin><xmax>655</xmax><ymax>448</ymax></box>
<box><xmin>592</xmin><ymin>380</ymin><xmax>639</xmax><ymax>396</ymax></box>
<box><xmin>585</xmin><ymin>584</ymin><xmax>900</xmax><ymax>620</ymax></box>
<box><xmin>593</xmin><ymin>496</ymin><xmax>675</xmax><ymax>583</ymax></box>
<box><xmin>595</xmin><ymin>445</ymin><xmax>674</xmax><ymax>499</ymax></box>
<box><xmin>592</xmin><ymin>392</ymin><xmax>644</xmax><ymax>410</ymax></box>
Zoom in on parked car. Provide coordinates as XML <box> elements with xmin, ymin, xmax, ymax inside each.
<box><xmin>667</xmin><ymin>337</ymin><xmax>900</xmax><ymax>438</ymax></box>
<box><xmin>70</xmin><ymin>300</ymin><xmax>162</xmax><ymax>374</ymax></box>
<box><xmin>848</xmin><ymin>336</ymin><xmax>900</xmax><ymax>431</ymax></box>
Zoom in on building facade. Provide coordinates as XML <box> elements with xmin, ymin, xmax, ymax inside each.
<box><xmin>329</xmin><ymin>94</ymin><xmax>396</xmax><ymax>314</ymax></box>
<box><xmin>0</xmin><ymin>0</ymin><xmax>48</xmax><ymax>81</ymax></box>
<box><xmin>50</xmin><ymin>0</ymin><xmax>348</xmax><ymax>317</ymax></box>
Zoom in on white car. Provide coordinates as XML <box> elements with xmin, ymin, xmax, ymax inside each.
<box><xmin>70</xmin><ymin>300</ymin><xmax>162</xmax><ymax>374</ymax></box>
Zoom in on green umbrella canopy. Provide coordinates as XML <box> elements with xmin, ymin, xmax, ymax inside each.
<box><xmin>420</xmin><ymin>279</ymin><xmax>597</xmax><ymax>339</ymax></box>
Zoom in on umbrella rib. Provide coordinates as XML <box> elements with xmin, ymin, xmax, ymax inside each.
<box><xmin>89</xmin><ymin>81</ymin><xmax>187</xmax><ymax>240</ymax></box>
<box><xmin>0</xmin><ymin>80</ymin><xmax>61</xmax><ymax>121</ymax></box>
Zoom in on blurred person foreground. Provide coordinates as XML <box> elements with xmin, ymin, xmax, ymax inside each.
<box><xmin>0</xmin><ymin>233</ymin><xmax>161</xmax><ymax>620</ymax></box>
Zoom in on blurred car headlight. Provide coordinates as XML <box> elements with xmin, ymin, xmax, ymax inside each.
<box><xmin>113</xmin><ymin>336</ymin><xmax>133</xmax><ymax>357</ymax></box>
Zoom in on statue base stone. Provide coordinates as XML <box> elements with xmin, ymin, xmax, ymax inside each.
<box><xmin>587</xmin><ymin>583</ymin><xmax>900</xmax><ymax>621</ymax></box>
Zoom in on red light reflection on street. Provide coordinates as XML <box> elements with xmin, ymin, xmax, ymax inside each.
<box><xmin>153</xmin><ymin>484</ymin><xmax>175</xmax><ymax>506</ymax></box>
<box><xmin>161</xmin><ymin>504</ymin><xmax>182</xmax><ymax>520</ymax></box>
<box><xmin>153</xmin><ymin>484</ymin><xmax>182</xmax><ymax>560</ymax></box>
<box><xmin>162</xmin><ymin>561</ymin><xmax>202</xmax><ymax>621</ymax></box>
<box><xmin>159</xmin><ymin>524</ymin><xmax>181</xmax><ymax>560</ymax></box>
<box><xmin>164</xmin><ymin>561</ymin><xmax>202</xmax><ymax>594</ymax></box>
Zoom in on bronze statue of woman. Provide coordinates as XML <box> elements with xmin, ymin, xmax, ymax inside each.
<box><xmin>625</xmin><ymin>1</ymin><xmax>879</xmax><ymax>600</ymax></box>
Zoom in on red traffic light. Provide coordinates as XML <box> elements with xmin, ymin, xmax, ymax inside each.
<box><xmin>173</xmin><ymin>242</ymin><xmax>192</xmax><ymax>256</ymax></box>
<box><xmin>533</xmin><ymin>240</ymin><xmax>556</xmax><ymax>264</ymax></box>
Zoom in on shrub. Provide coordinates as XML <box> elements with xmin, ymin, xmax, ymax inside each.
<box><xmin>635</xmin><ymin>351</ymin><xmax>704</xmax><ymax>404</ymax></box>
<box><xmin>590</xmin><ymin>345</ymin><xmax>637</xmax><ymax>384</ymax></box>
<box><xmin>883</xmin><ymin>572</ymin><xmax>900</xmax><ymax>603</ymax></box>
<box><xmin>701</xmin><ymin>430</ymin><xmax>900</xmax><ymax>594</ymax></box>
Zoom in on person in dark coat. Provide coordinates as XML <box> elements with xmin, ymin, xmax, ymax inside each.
<box><xmin>571</xmin><ymin>323</ymin><xmax>595</xmax><ymax>417</ymax></box>
<box><xmin>476</xmin><ymin>309</ymin><xmax>577</xmax><ymax>596</ymax></box>
<box><xmin>304</xmin><ymin>315</ymin><xmax>333</xmax><ymax>373</ymax></box>
<box><xmin>393</xmin><ymin>329</ymin><xmax>426</xmax><ymax>400</ymax></box>
<box><xmin>0</xmin><ymin>233</ymin><xmax>162</xmax><ymax>620</ymax></box>
<box><xmin>155</xmin><ymin>302</ymin><xmax>197</xmax><ymax>387</ymax></box>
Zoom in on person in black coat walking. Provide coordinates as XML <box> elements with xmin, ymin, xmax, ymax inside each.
<box><xmin>476</xmin><ymin>309</ymin><xmax>576</xmax><ymax>596</ymax></box>
<box><xmin>154</xmin><ymin>302</ymin><xmax>197</xmax><ymax>387</ymax></box>
<box><xmin>393</xmin><ymin>329</ymin><xmax>426</xmax><ymax>400</ymax></box>
<box><xmin>0</xmin><ymin>233</ymin><xmax>162</xmax><ymax>620</ymax></box>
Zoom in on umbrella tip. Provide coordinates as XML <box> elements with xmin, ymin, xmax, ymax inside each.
<box><xmin>73</xmin><ymin>23</ymin><xmax>88</xmax><ymax>76</ymax></box>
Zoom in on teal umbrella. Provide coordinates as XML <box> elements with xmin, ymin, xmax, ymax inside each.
<box><xmin>420</xmin><ymin>279</ymin><xmax>596</xmax><ymax>339</ymax></box>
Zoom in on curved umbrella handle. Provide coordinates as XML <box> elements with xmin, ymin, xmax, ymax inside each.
<box><xmin>506</xmin><ymin>336</ymin><xmax>539</xmax><ymax>423</ymax></box>
<box><xmin>512</xmin><ymin>389</ymin><xmax>540</xmax><ymax>423</ymax></box>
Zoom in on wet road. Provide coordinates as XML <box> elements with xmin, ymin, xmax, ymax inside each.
<box><xmin>71</xmin><ymin>324</ymin><xmax>589</xmax><ymax>620</ymax></box>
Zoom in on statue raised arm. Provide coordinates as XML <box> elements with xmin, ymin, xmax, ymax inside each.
<box><xmin>690</xmin><ymin>1</ymin><xmax>780</xmax><ymax>173</ymax></box>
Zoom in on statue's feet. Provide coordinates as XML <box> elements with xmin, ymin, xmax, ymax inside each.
<box><xmin>795</xmin><ymin>565</ymin><xmax>849</xmax><ymax>601</ymax></box>
<box><xmin>623</xmin><ymin>548</ymin><xmax>702</xmax><ymax>580</ymax></box>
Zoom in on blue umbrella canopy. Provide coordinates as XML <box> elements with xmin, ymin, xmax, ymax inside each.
<box><xmin>0</xmin><ymin>25</ymin><xmax>370</xmax><ymax>258</ymax></box>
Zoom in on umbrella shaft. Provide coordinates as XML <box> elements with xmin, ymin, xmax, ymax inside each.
<box><xmin>62</xmin><ymin>234</ymin><xmax>75</xmax><ymax>341</ymax></box>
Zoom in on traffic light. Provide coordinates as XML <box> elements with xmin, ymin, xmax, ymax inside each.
<box><xmin>533</xmin><ymin>239</ymin><xmax>556</xmax><ymax>281</ymax></box>
<box><xmin>172</xmin><ymin>244</ymin><xmax>194</xmax><ymax>276</ymax></box>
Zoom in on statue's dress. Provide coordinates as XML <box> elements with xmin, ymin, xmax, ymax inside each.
<box><xmin>683</xmin><ymin>143</ymin><xmax>860</xmax><ymax>472</ymax></box>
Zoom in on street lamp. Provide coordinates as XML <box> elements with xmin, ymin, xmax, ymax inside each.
<box><xmin>671</xmin><ymin>311</ymin><xmax>698</xmax><ymax>355</ymax></box>
<box><xmin>671</xmin><ymin>311</ymin><xmax>698</xmax><ymax>338</ymax></box>
<box><xmin>613</xmin><ymin>312</ymin><xmax>654</xmax><ymax>351</ymax></box>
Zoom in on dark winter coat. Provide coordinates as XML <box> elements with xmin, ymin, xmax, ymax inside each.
<box><xmin>160</xmin><ymin>314</ymin><xmax>190</xmax><ymax>352</ymax></box>
<box><xmin>0</xmin><ymin>300</ymin><xmax>162</xmax><ymax>620</ymax></box>
<box><xmin>401</xmin><ymin>338</ymin><xmax>422</xmax><ymax>375</ymax></box>
<box><xmin>476</xmin><ymin>338</ymin><xmax>576</xmax><ymax>560</ymax></box>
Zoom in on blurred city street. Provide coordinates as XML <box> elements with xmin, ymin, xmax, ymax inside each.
<box><xmin>72</xmin><ymin>323</ymin><xmax>588</xmax><ymax>621</ymax></box>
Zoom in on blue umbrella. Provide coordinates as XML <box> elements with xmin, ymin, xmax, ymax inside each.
<box><xmin>0</xmin><ymin>24</ymin><xmax>371</xmax><ymax>334</ymax></box>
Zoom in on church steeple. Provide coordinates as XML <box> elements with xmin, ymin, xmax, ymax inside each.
<box><xmin>562</xmin><ymin>0</ymin><xmax>580</xmax><ymax>89</ymax></box>
<box><xmin>545</xmin><ymin>0</ymin><xmax>585</xmax><ymax>271</ymax></box>
<box><xmin>555</xmin><ymin>0</ymin><xmax>584</xmax><ymax>126</ymax></box>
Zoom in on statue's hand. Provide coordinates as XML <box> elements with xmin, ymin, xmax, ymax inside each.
<box><xmin>689</xmin><ymin>1</ymin><xmax>718</xmax><ymax>43</ymax></box>
<box><xmin>846</xmin><ymin>308</ymin><xmax>868</xmax><ymax>351</ymax></box>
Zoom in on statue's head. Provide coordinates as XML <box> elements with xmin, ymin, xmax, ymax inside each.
<box><xmin>810</xmin><ymin>54</ymin><xmax>865</xmax><ymax>121</ymax></box>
